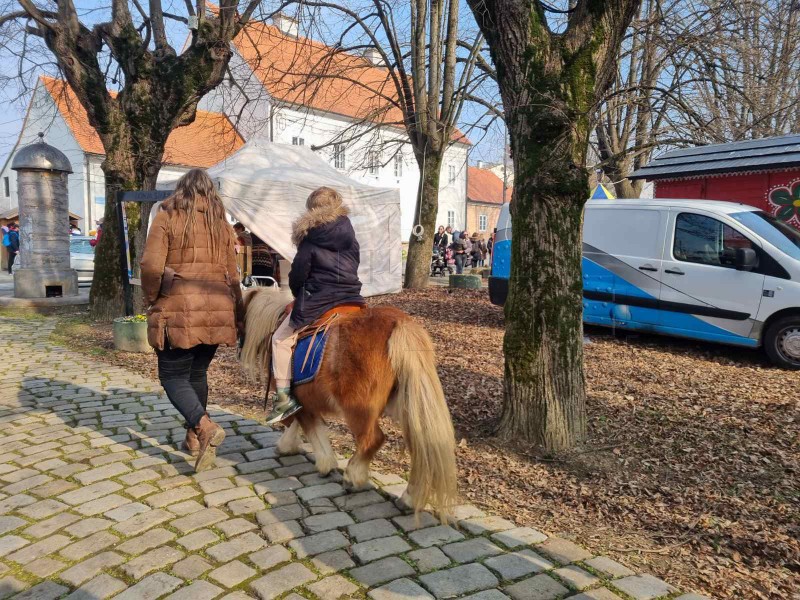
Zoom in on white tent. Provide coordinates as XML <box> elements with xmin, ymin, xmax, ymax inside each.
<box><xmin>206</xmin><ymin>137</ymin><xmax>402</xmax><ymax>297</ymax></box>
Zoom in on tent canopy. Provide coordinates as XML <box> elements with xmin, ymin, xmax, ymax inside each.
<box><xmin>202</xmin><ymin>138</ymin><xmax>402</xmax><ymax>297</ymax></box>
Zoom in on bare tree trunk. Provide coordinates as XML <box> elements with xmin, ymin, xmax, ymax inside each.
<box><xmin>404</xmin><ymin>151</ymin><xmax>443</xmax><ymax>289</ymax></box>
<box><xmin>603</xmin><ymin>158</ymin><xmax>642</xmax><ymax>198</ymax></box>
<box><xmin>89</xmin><ymin>131</ymin><xmax>162</xmax><ymax>319</ymax></box>
<box><xmin>498</xmin><ymin>102</ymin><xmax>588</xmax><ymax>450</ymax></box>
<box><xmin>467</xmin><ymin>0</ymin><xmax>642</xmax><ymax>451</ymax></box>
<box><xmin>614</xmin><ymin>177</ymin><xmax>642</xmax><ymax>199</ymax></box>
<box><xmin>88</xmin><ymin>171</ymin><xmax>129</xmax><ymax>322</ymax></box>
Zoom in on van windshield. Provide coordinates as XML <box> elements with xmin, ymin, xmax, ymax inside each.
<box><xmin>730</xmin><ymin>211</ymin><xmax>800</xmax><ymax>261</ymax></box>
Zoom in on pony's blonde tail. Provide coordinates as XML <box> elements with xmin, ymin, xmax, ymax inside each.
<box><xmin>240</xmin><ymin>287</ymin><xmax>291</xmax><ymax>383</ymax></box>
<box><xmin>388</xmin><ymin>318</ymin><xmax>458</xmax><ymax>521</ymax></box>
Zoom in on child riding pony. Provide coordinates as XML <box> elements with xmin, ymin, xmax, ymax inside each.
<box><xmin>242</xmin><ymin>187</ymin><xmax>458</xmax><ymax>519</ymax></box>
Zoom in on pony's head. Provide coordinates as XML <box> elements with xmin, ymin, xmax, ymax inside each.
<box><xmin>240</xmin><ymin>286</ymin><xmax>292</xmax><ymax>383</ymax></box>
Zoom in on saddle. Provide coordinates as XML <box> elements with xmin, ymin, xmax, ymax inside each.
<box><xmin>292</xmin><ymin>303</ymin><xmax>366</xmax><ymax>386</ymax></box>
<box><xmin>296</xmin><ymin>303</ymin><xmax>366</xmax><ymax>341</ymax></box>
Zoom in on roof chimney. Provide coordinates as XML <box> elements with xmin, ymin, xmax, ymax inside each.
<box><xmin>273</xmin><ymin>12</ymin><xmax>299</xmax><ymax>37</ymax></box>
<box><xmin>476</xmin><ymin>160</ymin><xmax>486</xmax><ymax>169</ymax></box>
<box><xmin>363</xmin><ymin>48</ymin><xmax>385</xmax><ymax>67</ymax></box>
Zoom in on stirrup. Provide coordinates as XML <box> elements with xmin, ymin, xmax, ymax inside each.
<box><xmin>265</xmin><ymin>395</ymin><xmax>302</xmax><ymax>425</ymax></box>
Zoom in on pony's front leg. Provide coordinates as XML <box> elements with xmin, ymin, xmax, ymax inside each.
<box><xmin>276</xmin><ymin>419</ymin><xmax>302</xmax><ymax>455</ymax></box>
<box><xmin>298</xmin><ymin>413</ymin><xmax>338</xmax><ymax>476</ymax></box>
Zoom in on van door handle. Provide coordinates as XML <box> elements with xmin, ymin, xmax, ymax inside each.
<box><xmin>664</xmin><ymin>267</ymin><xmax>685</xmax><ymax>275</ymax></box>
<box><xmin>638</xmin><ymin>264</ymin><xmax>658</xmax><ymax>272</ymax></box>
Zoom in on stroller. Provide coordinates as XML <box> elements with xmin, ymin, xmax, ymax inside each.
<box><xmin>430</xmin><ymin>247</ymin><xmax>453</xmax><ymax>277</ymax></box>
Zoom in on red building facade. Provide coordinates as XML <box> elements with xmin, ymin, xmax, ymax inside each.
<box><xmin>630</xmin><ymin>135</ymin><xmax>800</xmax><ymax>228</ymax></box>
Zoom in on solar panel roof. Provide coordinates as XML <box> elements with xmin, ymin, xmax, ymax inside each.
<box><xmin>629</xmin><ymin>133</ymin><xmax>800</xmax><ymax>180</ymax></box>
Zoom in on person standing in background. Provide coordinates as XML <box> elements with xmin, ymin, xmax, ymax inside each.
<box><xmin>451</xmin><ymin>231</ymin><xmax>471</xmax><ymax>274</ymax></box>
<box><xmin>233</xmin><ymin>223</ymin><xmax>252</xmax><ymax>250</ymax></box>
<box><xmin>4</xmin><ymin>224</ymin><xmax>19</xmax><ymax>274</ymax></box>
<box><xmin>433</xmin><ymin>225</ymin><xmax>450</xmax><ymax>250</ymax></box>
<box><xmin>251</xmin><ymin>233</ymin><xmax>276</xmax><ymax>282</ymax></box>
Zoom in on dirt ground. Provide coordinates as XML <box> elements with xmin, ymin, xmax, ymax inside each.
<box><xmin>54</xmin><ymin>288</ymin><xmax>799</xmax><ymax>599</ymax></box>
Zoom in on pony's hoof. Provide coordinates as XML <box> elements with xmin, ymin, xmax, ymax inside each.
<box><xmin>342</xmin><ymin>475</ymin><xmax>370</xmax><ymax>492</ymax></box>
<box><xmin>315</xmin><ymin>454</ymin><xmax>338</xmax><ymax>477</ymax></box>
<box><xmin>398</xmin><ymin>489</ymin><xmax>416</xmax><ymax>512</ymax></box>
<box><xmin>276</xmin><ymin>444</ymin><xmax>300</xmax><ymax>456</ymax></box>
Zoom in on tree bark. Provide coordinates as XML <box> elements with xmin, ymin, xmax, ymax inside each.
<box><xmin>499</xmin><ymin>102</ymin><xmax>589</xmax><ymax>450</ymax></box>
<box><xmin>88</xmin><ymin>172</ymin><xmax>127</xmax><ymax>322</ymax></box>
<box><xmin>603</xmin><ymin>157</ymin><xmax>642</xmax><ymax>198</ymax></box>
<box><xmin>88</xmin><ymin>123</ymin><xmax>163</xmax><ymax>319</ymax></box>
<box><xmin>404</xmin><ymin>150</ymin><xmax>443</xmax><ymax>289</ymax></box>
<box><xmin>613</xmin><ymin>177</ymin><xmax>642</xmax><ymax>199</ymax></box>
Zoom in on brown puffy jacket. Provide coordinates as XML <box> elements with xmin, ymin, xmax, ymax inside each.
<box><xmin>141</xmin><ymin>198</ymin><xmax>244</xmax><ymax>350</ymax></box>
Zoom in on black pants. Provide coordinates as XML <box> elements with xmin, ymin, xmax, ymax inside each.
<box><xmin>7</xmin><ymin>252</ymin><xmax>15</xmax><ymax>274</ymax></box>
<box><xmin>156</xmin><ymin>343</ymin><xmax>218</xmax><ymax>428</ymax></box>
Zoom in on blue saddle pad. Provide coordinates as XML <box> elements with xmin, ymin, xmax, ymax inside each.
<box><xmin>292</xmin><ymin>330</ymin><xmax>329</xmax><ymax>386</ymax></box>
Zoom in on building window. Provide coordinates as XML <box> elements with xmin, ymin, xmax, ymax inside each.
<box><xmin>447</xmin><ymin>210</ymin><xmax>455</xmax><ymax>227</ymax></box>
<box><xmin>393</xmin><ymin>153</ymin><xmax>403</xmax><ymax>177</ymax></box>
<box><xmin>3</xmin><ymin>177</ymin><xmax>8</xmax><ymax>198</ymax></box>
<box><xmin>448</xmin><ymin>165</ymin><xmax>456</xmax><ymax>184</ymax></box>
<box><xmin>333</xmin><ymin>144</ymin><xmax>346</xmax><ymax>170</ymax></box>
<box><xmin>479</xmin><ymin>214</ymin><xmax>488</xmax><ymax>231</ymax></box>
<box><xmin>292</xmin><ymin>137</ymin><xmax>305</xmax><ymax>146</ymax></box>
<box><xmin>367</xmin><ymin>151</ymin><xmax>380</xmax><ymax>175</ymax></box>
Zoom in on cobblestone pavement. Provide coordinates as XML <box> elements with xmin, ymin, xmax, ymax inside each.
<box><xmin>0</xmin><ymin>316</ymin><xmax>710</xmax><ymax>600</ymax></box>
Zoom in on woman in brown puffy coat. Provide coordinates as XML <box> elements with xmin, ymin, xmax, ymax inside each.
<box><xmin>141</xmin><ymin>169</ymin><xmax>244</xmax><ymax>472</ymax></box>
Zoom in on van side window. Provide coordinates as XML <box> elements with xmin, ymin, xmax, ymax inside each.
<box><xmin>673</xmin><ymin>213</ymin><xmax>755</xmax><ymax>268</ymax></box>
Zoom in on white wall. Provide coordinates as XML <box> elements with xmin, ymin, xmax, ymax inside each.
<box><xmin>85</xmin><ymin>157</ymin><xmax>106</xmax><ymax>228</ymax></box>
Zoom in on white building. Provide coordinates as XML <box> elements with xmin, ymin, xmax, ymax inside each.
<box><xmin>200</xmin><ymin>14</ymin><xmax>470</xmax><ymax>239</ymax></box>
<box><xmin>0</xmin><ymin>14</ymin><xmax>469</xmax><ymax>240</ymax></box>
<box><xmin>0</xmin><ymin>77</ymin><xmax>243</xmax><ymax>229</ymax></box>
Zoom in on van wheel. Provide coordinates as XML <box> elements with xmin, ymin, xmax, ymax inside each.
<box><xmin>763</xmin><ymin>316</ymin><xmax>800</xmax><ymax>369</ymax></box>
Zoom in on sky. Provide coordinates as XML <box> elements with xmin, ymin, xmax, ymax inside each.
<box><xmin>0</xmin><ymin>0</ymin><xmax>507</xmax><ymax>170</ymax></box>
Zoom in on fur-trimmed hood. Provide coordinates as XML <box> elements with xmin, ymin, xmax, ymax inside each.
<box><xmin>292</xmin><ymin>204</ymin><xmax>350</xmax><ymax>247</ymax></box>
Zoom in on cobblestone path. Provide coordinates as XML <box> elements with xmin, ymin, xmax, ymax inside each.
<box><xmin>0</xmin><ymin>317</ymin><xmax>709</xmax><ymax>600</ymax></box>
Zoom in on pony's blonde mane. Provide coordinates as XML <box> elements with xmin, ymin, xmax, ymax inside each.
<box><xmin>240</xmin><ymin>287</ymin><xmax>292</xmax><ymax>383</ymax></box>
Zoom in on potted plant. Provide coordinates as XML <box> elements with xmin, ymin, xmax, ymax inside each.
<box><xmin>112</xmin><ymin>315</ymin><xmax>151</xmax><ymax>353</ymax></box>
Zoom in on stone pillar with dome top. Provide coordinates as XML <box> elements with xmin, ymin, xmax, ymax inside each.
<box><xmin>11</xmin><ymin>133</ymin><xmax>79</xmax><ymax>299</ymax></box>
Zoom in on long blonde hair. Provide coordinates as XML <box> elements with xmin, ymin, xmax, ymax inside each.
<box><xmin>164</xmin><ymin>169</ymin><xmax>230</xmax><ymax>259</ymax></box>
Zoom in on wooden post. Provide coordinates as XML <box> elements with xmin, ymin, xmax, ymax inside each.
<box><xmin>116</xmin><ymin>193</ymin><xmax>134</xmax><ymax>316</ymax></box>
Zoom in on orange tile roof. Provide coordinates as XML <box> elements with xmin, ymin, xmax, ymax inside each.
<box><xmin>468</xmin><ymin>166</ymin><xmax>511</xmax><ymax>204</ymax></box>
<box><xmin>233</xmin><ymin>22</ymin><xmax>470</xmax><ymax>145</ymax></box>
<box><xmin>40</xmin><ymin>76</ymin><xmax>244</xmax><ymax>168</ymax></box>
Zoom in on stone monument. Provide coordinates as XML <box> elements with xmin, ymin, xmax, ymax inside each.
<box><xmin>11</xmin><ymin>134</ymin><xmax>79</xmax><ymax>299</ymax></box>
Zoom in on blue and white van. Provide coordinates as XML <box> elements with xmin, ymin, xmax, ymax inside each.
<box><xmin>489</xmin><ymin>199</ymin><xmax>800</xmax><ymax>368</ymax></box>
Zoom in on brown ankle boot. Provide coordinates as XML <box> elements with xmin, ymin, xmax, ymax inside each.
<box><xmin>194</xmin><ymin>414</ymin><xmax>226</xmax><ymax>472</ymax></box>
<box><xmin>182</xmin><ymin>426</ymin><xmax>199</xmax><ymax>457</ymax></box>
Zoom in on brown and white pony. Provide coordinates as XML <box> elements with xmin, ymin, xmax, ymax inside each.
<box><xmin>240</xmin><ymin>287</ymin><xmax>458</xmax><ymax>519</ymax></box>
